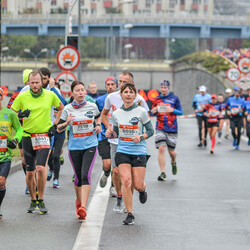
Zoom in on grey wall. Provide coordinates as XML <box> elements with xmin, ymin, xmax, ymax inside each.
<box><xmin>173</xmin><ymin>69</ymin><xmax>226</xmax><ymax>115</ymax></box>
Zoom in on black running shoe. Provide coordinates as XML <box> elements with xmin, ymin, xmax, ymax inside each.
<box><xmin>171</xmin><ymin>162</ymin><xmax>177</xmax><ymax>175</ymax></box>
<box><xmin>27</xmin><ymin>200</ymin><xmax>37</xmax><ymax>213</ymax></box>
<box><xmin>204</xmin><ymin>139</ymin><xmax>207</xmax><ymax>147</ymax></box>
<box><xmin>210</xmin><ymin>150</ymin><xmax>214</xmax><ymax>154</ymax></box>
<box><xmin>37</xmin><ymin>200</ymin><xmax>49</xmax><ymax>214</ymax></box>
<box><xmin>123</xmin><ymin>213</ymin><xmax>135</xmax><ymax>225</ymax></box>
<box><xmin>158</xmin><ymin>172</ymin><xmax>166</xmax><ymax>181</ymax></box>
<box><xmin>197</xmin><ymin>143</ymin><xmax>202</xmax><ymax>147</ymax></box>
<box><xmin>139</xmin><ymin>191</ymin><xmax>147</xmax><ymax>204</ymax></box>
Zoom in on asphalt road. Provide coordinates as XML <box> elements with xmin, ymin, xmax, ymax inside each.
<box><xmin>1</xmin><ymin>118</ymin><xmax>250</xmax><ymax>250</ymax></box>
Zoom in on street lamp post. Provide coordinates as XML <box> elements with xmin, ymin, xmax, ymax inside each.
<box><xmin>24</xmin><ymin>48</ymin><xmax>48</xmax><ymax>68</ymax></box>
<box><xmin>110</xmin><ymin>0</ymin><xmax>134</xmax><ymax>76</ymax></box>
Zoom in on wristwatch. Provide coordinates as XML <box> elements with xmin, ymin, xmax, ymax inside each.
<box><xmin>140</xmin><ymin>135</ymin><xmax>144</xmax><ymax>141</ymax></box>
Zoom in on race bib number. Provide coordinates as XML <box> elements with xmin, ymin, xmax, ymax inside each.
<box><xmin>210</xmin><ymin>110</ymin><xmax>219</xmax><ymax>116</ymax></box>
<box><xmin>247</xmin><ymin>114</ymin><xmax>250</xmax><ymax>122</ymax></box>
<box><xmin>220</xmin><ymin>110</ymin><xmax>225</xmax><ymax>116</ymax></box>
<box><xmin>231</xmin><ymin>107</ymin><xmax>239</xmax><ymax>115</ymax></box>
<box><xmin>157</xmin><ymin>103</ymin><xmax>171</xmax><ymax>114</ymax></box>
<box><xmin>108</xmin><ymin>113</ymin><xmax>112</xmax><ymax>125</ymax></box>
<box><xmin>72</xmin><ymin>120</ymin><xmax>93</xmax><ymax>137</ymax></box>
<box><xmin>198</xmin><ymin>104</ymin><xmax>205</xmax><ymax>111</ymax></box>
<box><xmin>0</xmin><ymin>135</ymin><xmax>7</xmax><ymax>152</ymax></box>
<box><xmin>31</xmin><ymin>133</ymin><xmax>50</xmax><ymax>150</ymax></box>
<box><xmin>119</xmin><ymin>124</ymin><xmax>139</xmax><ymax>141</ymax></box>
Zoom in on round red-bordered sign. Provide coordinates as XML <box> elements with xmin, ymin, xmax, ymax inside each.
<box><xmin>226</xmin><ymin>68</ymin><xmax>241</xmax><ymax>82</ymax></box>
<box><xmin>56</xmin><ymin>71</ymin><xmax>77</xmax><ymax>94</ymax></box>
<box><xmin>0</xmin><ymin>86</ymin><xmax>8</xmax><ymax>96</ymax></box>
<box><xmin>238</xmin><ymin>57</ymin><xmax>250</xmax><ymax>74</ymax></box>
<box><xmin>57</xmin><ymin>46</ymin><xmax>80</xmax><ymax>71</ymax></box>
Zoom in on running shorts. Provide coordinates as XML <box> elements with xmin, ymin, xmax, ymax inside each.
<box><xmin>18</xmin><ymin>138</ymin><xmax>23</xmax><ymax>149</ymax></box>
<box><xmin>110</xmin><ymin>143</ymin><xmax>118</xmax><ymax>167</ymax></box>
<box><xmin>22</xmin><ymin>137</ymin><xmax>51</xmax><ymax>171</ymax></box>
<box><xmin>207</xmin><ymin>122</ymin><xmax>219</xmax><ymax>128</ymax></box>
<box><xmin>98</xmin><ymin>139</ymin><xmax>111</xmax><ymax>160</ymax></box>
<box><xmin>230</xmin><ymin>117</ymin><xmax>243</xmax><ymax>129</ymax></box>
<box><xmin>68</xmin><ymin>147</ymin><xmax>97</xmax><ymax>187</ymax></box>
<box><xmin>0</xmin><ymin>161</ymin><xmax>11</xmax><ymax>177</ymax></box>
<box><xmin>155</xmin><ymin>129</ymin><xmax>178</xmax><ymax>151</ymax></box>
<box><xmin>115</xmin><ymin>152</ymin><xmax>149</xmax><ymax>168</ymax></box>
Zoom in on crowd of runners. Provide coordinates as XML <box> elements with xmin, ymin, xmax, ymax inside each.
<box><xmin>0</xmin><ymin>67</ymin><xmax>249</xmax><ymax>225</ymax></box>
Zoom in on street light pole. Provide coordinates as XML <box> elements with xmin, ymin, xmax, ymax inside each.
<box><xmin>24</xmin><ymin>48</ymin><xmax>48</xmax><ymax>69</ymax></box>
<box><xmin>77</xmin><ymin>0</ymin><xmax>81</xmax><ymax>81</ymax></box>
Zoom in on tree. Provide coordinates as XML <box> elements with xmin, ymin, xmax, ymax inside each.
<box><xmin>169</xmin><ymin>39</ymin><xmax>196</xmax><ymax>60</ymax></box>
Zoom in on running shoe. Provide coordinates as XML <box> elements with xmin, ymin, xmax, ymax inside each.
<box><xmin>113</xmin><ymin>197</ymin><xmax>124</xmax><ymax>213</ymax></box>
<box><xmin>158</xmin><ymin>172</ymin><xmax>166</xmax><ymax>181</ymax></box>
<box><xmin>99</xmin><ymin>172</ymin><xmax>108</xmax><ymax>188</ymax></box>
<box><xmin>203</xmin><ymin>139</ymin><xmax>207</xmax><ymax>147</ymax></box>
<box><xmin>109</xmin><ymin>186</ymin><xmax>117</xmax><ymax>197</ymax></box>
<box><xmin>77</xmin><ymin>206</ymin><xmax>87</xmax><ymax>220</ymax></box>
<box><xmin>37</xmin><ymin>200</ymin><xmax>49</xmax><ymax>214</ymax></box>
<box><xmin>27</xmin><ymin>200</ymin><xmax>37</xmax><ymax>213</ymax></box>
<box><xmin>225</xmin><ymin>134</ymin><xmax>229</xmax><ymax>139</ymax></box>
<box><xmin>139</xmin><ymin>191</ymin><xmax>147</xmax><ymax>204</ymax></box>
<box><xmin>47</xmin><ymin>170</ymin><xmax>53</xmax><ymax>181</ymax></box>
<box><xmin>210</xmin><ymin>150</ymin><xmax>214</xmax><ymax>154</ymax></box>
<box><xmin>197</xmin><ymin>143</ymin><xmax>202</xmax><ymax>147</ymax></box>
<box><xmin>25</xmin><ymin>186</ymin><xmax>29</xmax><ymax>195</ymax></box>
<box><xmin>53</xmin><ymin>179</ymin><xmax>60</xmax><ymax>188</ymax></box>
<box><xmin>233</xmin><ymin>139</ymin><xmax>237</xmax><ymax>147</ymax></box>
<box><xmin>123</xmin><ymin>213</ymin><xmax>135</xmax><ymax>225</ymax></box>
<box><xmin>235</xmin><ymin>145</ymin><xmax>239</xmax><ymax>150</ymax></box>
<box><xmin>248</xmin><ymin>139</ymin><xmax>250</xmax><ymax>146</ymax></box>
<box><xmin>171</xmin><ymin>162</ymin><xmax>177</xmax><ymax>175</ymax></box>
<box><xmin>59</xmin><ymin>156</ymin><xmax>64</xmax><ymax>165</ymax></box>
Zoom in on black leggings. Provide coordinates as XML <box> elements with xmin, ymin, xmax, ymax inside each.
<box><xmin>68</xmin><ymin>147</ymin><xmax>97</xmax><ymax>187</ymax></box>
<box><xmin>196</xmin><ymin>115</ymin><xmax>208</xmax><ymax>142</ymax></box>
<box><xmin>230</xmin><ymin>117</ymin><xmax>243</xmax><ymax>146</ymax></box>
<box><xmin>48</xmin><ymin>137</ymin><xmax>65</xmax><ymax>180</ymax></box>
<box><xmin>247</xmin><ymin>121</ymin><xmax>250</xmax><ymax>139</ymax></box>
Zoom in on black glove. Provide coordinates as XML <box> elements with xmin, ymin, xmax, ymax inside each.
<box><xmin>7</xmin><ymin>139</ymin><xmax>18</xmax><ymax>149</ymax></box>
<box><xmin>18</xmin><ymin>109</ymin><xmax>31</xmax><ymax>118</ymax></box>
<box><xmin>48</xmin><ymin>124</ymin><xmax>57</xmax><ymax>137</ymax></box>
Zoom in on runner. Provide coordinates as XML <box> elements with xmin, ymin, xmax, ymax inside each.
<box><xmin>57</xmin><ymin>81</ymin><xmax>102</xmax><ymax>221</ymax></box>
<box><xmin>226</xmin><ymin>87</ymin><xmax>245</xmax><ymax>150</ymax></box>
<box><xmin>7</xmin><ymin>68</ymin><xmax>33</xmax><ymax>194</ymax></box>
<box><xmin>87</xmin><ymin>81</ymin><xmax>100</xmax><ymax>101</ymax></box>
<box><xmin>204</xmin><ymin>94</ymin><xmax>220</xmax><ymax>154</ymax></box>
<box><xmin>151</xmin><ymin>80</ymin><xmax>183</xmax><ymax>181</ymax></box>
<box><xmin>0</xmin><ymin>88</ymin><xmax>23</xmax><ymax>219</ymax></box>
<box><xmin>245</xmin><ymin>92</ymin><xmax>250</xmax><ymax>145</ymax></box>
<box><xmin>12</xmin><ymin>71</ymin><xmax>64</xmax><ymax>214</ymax></box>
<box><xmin>105</xmin><ymin>83</ymin><xmax>154</xmax><ymax>225</ymax></box>
<box><xmin>193</xmin><ymin>85</ymin><xmax>211</xmax><ymax>147</ymax></box>
<box><xmin>101</xmin><ymin>71</ymin><xmax>149</xmax><ymax>212</ymax></box>
<box><xmin>224</xmin><ymin>88</ymin><xmax>233</xmax><ymax>139</ymax></box>
<box><xmin>96</xmin><ymin>77</ymin><xmax>117</xmax><ymax>189</ymax></box>
<box><xmin>217</xmin><ymin>94</ymin><xmax>226</xmax><ymax>143</ymax></box>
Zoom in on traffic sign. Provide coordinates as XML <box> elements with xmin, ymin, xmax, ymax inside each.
<box><xmin>238</xmin><ymin>57</ymin><xmax>250</xmax><ymax>74</ymax></box>
<box><xmin>226</xmin><ymin>68</ymin><xmax>240</xmax><ymax>82</ymax></box>
<box><xmin>0</xmin><ymin>86</ymin><xmax>8</xmax><ymax>96</ymax></box>
<box><xmin>57</xmin><ymin>46</ymin><xmax>80</xmax><ymax>71</ymax></box>
<box><xmin>236</xmin><ymin>75</ymin><xmax>250</xmax><ymax>90</ymax></box>
<box><xmin>55</xmin><ymin>71</ymin><xmax>77</xmax><ymax>95</ymax></box>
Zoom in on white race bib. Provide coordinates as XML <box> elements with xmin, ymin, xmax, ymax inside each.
<box><xmin>231</xmin><ymin>107</ymin><xmax>239</xmax><ymax>115</ymax></box>
<box><xmin>198</xmin><ymin>104</ymin><xmax>205</xmax><ymax>111</ymax></box>
<box><xmin>157</xmin><ymin>106</ymin><xmax>168</xmax><ymax>113</ymax></box>
<box><xmin>210</xmin><ymin>110</ymin><xmax>219</xmax><ymax>116</ymax></box>
<box><xmin>72</xmin><ymin>120</ymin><xmax>94</xmax><ymax>137</ymax></box>
<box><xmin>247</xmin><ymin>114</ymin><xmax>250</xmax><ymax>122</ymax></box>
<box><xmin>220</xmin><ymin>110</ymin><xmax>225</xmax><ymax>116</ymax></box>
<box><xmin>31</xmin><ymin>133</ymin><xmax>50</xmax><ymax>150</ymax></box>
<box><xmin>119</xmin><ymin>124</ymin><xmax>139</xmax><ymax>141</ymax></box>
<box><xmin>0</xmin><ymin>135</ymin><xmax>7</xmax><ymax>152</ymax></box>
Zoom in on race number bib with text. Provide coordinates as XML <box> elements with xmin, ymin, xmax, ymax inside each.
<box><xmin>119</xmin><ymin>124</ymin><xmax>139</xmax><ymax>141</ymax></box>
<box><xmin>72</xmin><ymin>120</ymin><xmax>94</xmax><ymax>137</ymax></box>
<box><xmin>31</xmin><ymin>133</ymin><xmax>50</xmax><ymax>150</ymax></box>
<box><xmin>0</xmin><ymin>135</ymin><xmax>7</xmax><ymax>152</ymax></box>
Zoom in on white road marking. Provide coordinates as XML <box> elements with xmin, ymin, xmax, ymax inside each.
<box><xmin>72</xmin><ymin>175</ymin><xmax>110</xmax><ymax>250</ymax></box>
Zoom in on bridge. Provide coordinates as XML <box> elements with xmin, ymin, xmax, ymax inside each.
<box><xmin>2</xmin><ymin>14</ymin><xmax>250</xmax><ymax>38</ymax></box>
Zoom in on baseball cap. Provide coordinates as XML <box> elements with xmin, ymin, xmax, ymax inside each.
<box><xmin>160</xmin><ymin>80</ymin><xmax>170</xmax><ymax>88</ymax></box>
<box><xmin>23</xmin><ymin>69</ymin><xmax>33</xmax><ymax>84</ymax></box>
<box><xmin>211</xmin><ymin>94</ymin><xmax>217</xmax><ymax>99</ymax></box>
<box><xmin>225</xmin><ymin>88</ymin><xmax>232</xmax><ymax>93</ymax></box>
<box><xmin>105</xmin><ymin>76</ymin><xmax>118</xmax><ymax>86</ymax></box>
<box><xmin>233</xmin><ymin>86</ymin><xmax>240</xmax><ymax>92</ymax></box>
<box><xmin>199</xmin><ymin>85</ymin><xmax>206</xmax><ymax>92</ymax></box>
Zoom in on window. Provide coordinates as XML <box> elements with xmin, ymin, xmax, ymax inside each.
<box><xmin>180</xmin><ymin>0</ymin><xmax>185</xmax><ymax>4</ymax></box>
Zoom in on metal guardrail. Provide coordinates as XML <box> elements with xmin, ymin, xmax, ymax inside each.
<box><xmin>1</xmin><ymin>14</ymin><xmax>248</xmax><ymax>26</ymax></box>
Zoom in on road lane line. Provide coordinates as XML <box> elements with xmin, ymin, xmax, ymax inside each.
<box><xmin>72</xmin><ymin>175</ymin><xmax>110</xmax><ymax>250</ymax></box>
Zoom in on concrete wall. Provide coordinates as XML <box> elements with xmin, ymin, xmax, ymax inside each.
<box><xmin>173</xmin><ymin>69</ymin><xmax>226</xmax><ymax>115</ymax></box>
